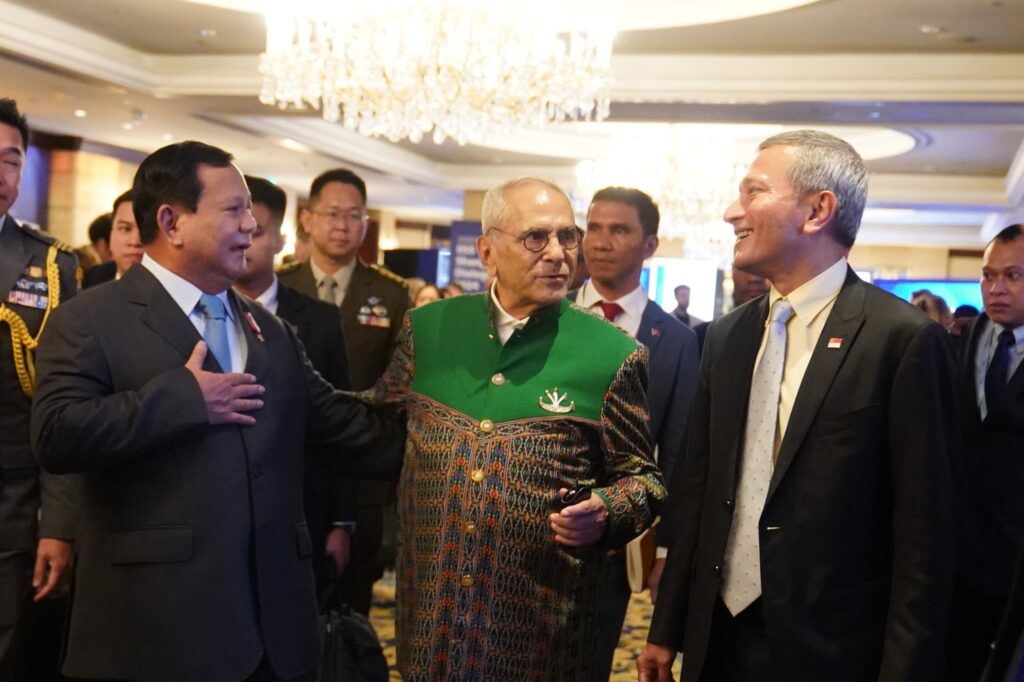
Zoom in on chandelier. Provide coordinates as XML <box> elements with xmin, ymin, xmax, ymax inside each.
<box><xmin>258</xmin><ymin>1</ymin><xmax>615</xmax><ymax>146</ymax></box>
<box><xmin>574</xmin><ymin>126</ymin><xmax>745</xmax><ymax>264</ymax></box>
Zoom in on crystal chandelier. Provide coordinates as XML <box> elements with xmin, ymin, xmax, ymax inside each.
<box><xmin>258</xmin><ymin>0</ymin><xmax>615</xmax><ymax>146</ymax></box>
<box><xmin>574</xmin><ymin>127</ymin><xmax>745</xmax><ymax>264</ymax></box>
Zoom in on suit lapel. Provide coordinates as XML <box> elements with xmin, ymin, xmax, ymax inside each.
<box><xmin>768</xmin><ymin>272</ymin><xmax>866</xmax><ymax>502</ymax></box>
<box><xmin>963</xmin><ymin>315</ymin><xmax>987</xmax><ymax>412</ymax></box>
<box><xmin>637</xmin><ymin>302</ymin><xmax>665</xmax><ymax>356</ymax></box>
<box><xmin>233</xmin><ymin>293</ymin><xmax>269</xmax><ymax>377</ymax></box>
<box><xmin>715</xmin><ymin>298</ymin><xmax>769</xmax><ymax>490</ymax></box>
<box><xmin>0</xmin><ymin>216</ymin><xmax>33</xmax><ymax>302</ymax></box>
<box><xmin>130</xmin><ymin>266</ymin><xmax>204</xmax><ymax>361</ymax></box>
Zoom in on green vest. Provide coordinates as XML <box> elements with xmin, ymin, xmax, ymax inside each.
<box><xmin>409</xmin><ymin>294</ymin><xmax>639</xmax><ymax>425</ymax></box>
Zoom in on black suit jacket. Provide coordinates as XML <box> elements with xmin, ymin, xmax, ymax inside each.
<box><xmin>635</xmin><ymin>300</ymin><xmax>699</xmax><ymax>488</ymax></box>
<box><xmin>956</xmin><ymin>314</ymin><xmax>1024</xmax><ymax>597</ymax></box>
<box><xmin>649</xmin><ymin>269</ymin><xmax>958</xmax><ymax>681</ymax></box>
<box><xmin>279</xmin><ymin>259</ymin><xmax>408</xmax><ymax>506</ymax></box>
<box><xmin>0</xmin><ymin>215</ymin><xmax>78</xmax><ymax>550</ymax></box>
<box><xmin>30</xmin><ymin>265</ymin><xmax>404</xmax><ymax>682</ymax></box>
<box><xmin>982</xmin><ymin>545</ymin><xmax>1024</xmax><ymax>682</ymax></box>
<box><xmin>82</xmin><ymin>260</ymin><xmax>116</xmax><ymax>289</ymax></box>
<box><xmin>275</xmin><ymin>283</ymin><xmax>357</xmax><ymax>545</ymax></box>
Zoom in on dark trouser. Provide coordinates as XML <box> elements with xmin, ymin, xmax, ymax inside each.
<box><xmin>337</xmin><ymin>502</ymin><xmax>385</xmax><ymax>615</ymax></box>
<box><xmin>702</xmin><ymin>596</ymin><xmax>774</xmax><ymax>682</ymax></box>
<box><xmin>946</xmin><ymin>580</ymin><xmax>1007</xmax><ymax>682</ymax></box>
<box><xmin>0</xmin><ymin>549</ymin><xmax>33</xmax><ymax>680</ymax></box>
<box><xmin>68</xmin><ymin>656</ymin><xmax>316</xmax><ymax>682</ymax></box>
<box><xmin>593</xmin><ymin>553</ymin><xmax>632</xmax><ymax>681</ymax></box>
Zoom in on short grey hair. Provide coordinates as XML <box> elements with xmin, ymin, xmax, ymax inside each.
<box><xmin>758</xmin><ymin>130</ymin><xmax>868</xmax><ymax>249</ymax></box>
<box><xmin>481</xmin><ymin>177</ymin><xmax>572</xmax><ymax>234</ymax></box>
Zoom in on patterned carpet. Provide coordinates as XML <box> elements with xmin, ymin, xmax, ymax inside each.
<box><xmin>368</xmin><ymin>573</ymin><xmax>683</xmax><ymax>681</ymax></box>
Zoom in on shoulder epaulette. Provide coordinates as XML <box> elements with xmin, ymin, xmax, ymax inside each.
<box><xmin>18</xmin><ymin>222</ymin><xmax>75</xmax><ymax>253</ymax></box>
<box><xmin>275</xmin><ymin>260</ymin><xmax>303</xmax><ymax>275</ymax></box>
<box><xmin>369</xmin><ymin>263</ymin><xmax>408</xmax><ymax>288</ymax></box>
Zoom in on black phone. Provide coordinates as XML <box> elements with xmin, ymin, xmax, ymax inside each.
<box><xmin>559</xmin><ymin>486</ymin><xmax>592</xmax><ymax>508</ymax></box>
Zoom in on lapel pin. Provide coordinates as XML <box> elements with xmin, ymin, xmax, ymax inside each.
<box><xmin>650</xmin><ymin>327</ymin><xmax>661</xmax><ymax>337</ymax></box>
<box><xmin>827</xmin><ymin>337</ymin><xmax>843</xmax><ymax>349</ymax></box>
<box><xmin>244</xmin><ymin>311</ymin><xmax>264</xmax><ymax>342</ymax></box>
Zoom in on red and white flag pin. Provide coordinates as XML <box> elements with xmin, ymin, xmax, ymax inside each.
<box><xmin>650</xmin><ymin>327</ymin><xmax>661</xmax><ymax>337</ymax></box>
<box><xmin>244</xmin><ymin>311</ymin><xmax>264</xmax><ymax>342</ymax></box>
<box><xmin>827</xmin><ymin>337</ymin><xmax>843</xmax><ymax>349</ymax></box>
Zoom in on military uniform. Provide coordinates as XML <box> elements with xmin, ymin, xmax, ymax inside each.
<box><xmin>278</xmin><ymin>258</ymin><xmax>408</xmax><ymax>612</ymax></box>
<box><xmin>370</xmin><ymin>294</ymin><xmax>666</xmax><ymax>681</ymax></box>
<box><xmin>0</xmin><ymin>215</ymin><xmax>79</xmax><ymax>676</ymax></box>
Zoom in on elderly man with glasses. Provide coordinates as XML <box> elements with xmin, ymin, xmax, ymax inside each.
<box><xmin>366</xmin><ymin>177</ymin><xmax>666</xmax><ymax>681</ymax></box>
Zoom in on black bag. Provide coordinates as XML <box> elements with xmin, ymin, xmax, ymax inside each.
<box><xmin>317</xmin><ymin>602</ymin><xmax>389</xmax><ymax>682</ymax></box>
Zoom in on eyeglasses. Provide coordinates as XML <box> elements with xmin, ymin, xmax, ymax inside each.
<box><xmin>310</xmin><ymin>209</ymin><xmax>368</xmax><ymax>225</ymax></box>
<box><xmin>488</xmin><ymin>226</ymin><xmax>580</xmax><ymax>253</ymax></box>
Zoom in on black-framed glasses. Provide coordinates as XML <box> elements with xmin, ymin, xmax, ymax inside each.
<box><xmin>488</xmin><ymin>226</ymin><xmax>580</xmax><ymax>253</ymax></box>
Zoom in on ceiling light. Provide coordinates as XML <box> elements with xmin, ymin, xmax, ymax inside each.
<box><xmin>198</xmin><ymin>28</ymin><xmax>217</xmax><ymax>38</ymax></box>
<box><xmin>73</xmin><ymin>109</ymin><xmax>87</xmax><ymax>118</ymax></box>
<box><xmin>162</xmin><ymin>133</ymin><xmax>174</xmax><ymax>141</ymax></box>
<box><xmin>121</xmin><ymin>123</ymin><xmax>134</xmax><ymax>130</ymax></box>
<box><xmin>258</xmin><ymin>1</ymin><xmax>614</xmax><ymax>145</ymax></box>
<box><xmin>919</xmin><ymin>24</ymin><xmax>944</xmax><ymax>34</ymax></box>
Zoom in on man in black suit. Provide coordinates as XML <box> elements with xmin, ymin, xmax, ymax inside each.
<box><xmin>31</xmin><ymin>141</ymin><xmax>403</xmax><ymax>681</ymax></box>
<box><xmin>948</xmin><ymin>223</ymin><xmax>1024</xmax><ymax>681</ymax></box>
<box><xmin>277</xmin><ymin>168</ymin><xmax>408</xmax><ymax>614</ymax></box>
<box><xmin>574</xmin><ymin>185</ymin><xmax>699</xmax><ymax>678</ymax></box>
<box><xmin>638</xmin><ymin>130</ymin><xmax>957</xmax><ymax>682</ymax></box>
<box><xmin>234</xmin><ymin>174</ymin><xmax>357</xmax><ymax>592</ymax></box>
<box><xmin>0</xmin><ymin>97</ymin><xmax>78</xmax><ymax>679</ymax></box>
<box><xmin>82</xmin><ymin>189</ymin><xmax>144</xmax><ymax>289</ymax></box>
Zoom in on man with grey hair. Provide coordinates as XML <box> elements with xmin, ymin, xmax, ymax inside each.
<box><xmin>638</xmin><ymin>130</ymin><xmax>957</xmax><ymax>681</ymax></box>
<box><xmin>367</xmin><ymin>176</ymin><xmax>666</xmax><ymax>680</ymax></box>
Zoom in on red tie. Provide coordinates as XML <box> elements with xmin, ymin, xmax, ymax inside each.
<box><xmin>599</xmin><ymin>301</ymin><xmax>623</xmax><ymax>322</ymax></box>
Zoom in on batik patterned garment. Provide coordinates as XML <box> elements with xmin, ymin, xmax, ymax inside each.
<box><xmin>369</xmin><ymin>294</ymin><xmax>666</xmax><ymax>681</ymax></box>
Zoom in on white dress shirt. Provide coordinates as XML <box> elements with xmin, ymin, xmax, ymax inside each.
<box><xmin>760</xmin><ymin>257</ymin><xmax>848</xmax><ymax>452</ymax></box>
<box><xmin>490</xmin><ymin>282</ymin><xmax>529</xmax><ymax>345</ymax></box>
<box><xmin>577</xmin><ymin>281</ymin><xmax>649</xmax><ymax>338</ymax></box>
<box><xmin>974</xmin><ymin>318</ymin><xmax>1024</xmax><ymax>420</ymax></box>
<box><xmin>141</xmin><ymin>254</ymin><xmax>247</xmax><ymax>371</ymax></box>
<box><xmin>252</xmin><ymin>276</ymin><xmax>280</xmax><ymax>315</ymax></box>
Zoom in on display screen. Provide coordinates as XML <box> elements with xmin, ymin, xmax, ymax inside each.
<box><xmin>872</xmin><ymin>279</ymin><xmax>983</xmax><ymax>311</ymax></box>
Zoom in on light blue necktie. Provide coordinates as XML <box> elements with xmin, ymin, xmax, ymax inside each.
<box><xmin>722</xmin><ymin>299</ymin><xmax>795</xmax><ymax>615</ymax></box>
<box><xmin>196</xmin><ymin>293</ymin><xmax>232</xmax><ymax>372</ymax></box>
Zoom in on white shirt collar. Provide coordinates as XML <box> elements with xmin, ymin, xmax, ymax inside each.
<box><xmin>990</xmin><ymin>319</ymin><xmax>1024</xmax><ymax>350</ymax></box>
<box><xmin>490</xmin><ymin>281</ymin><xmax>529</xmax><ymax>344</ymax></box>
<box><xmin>252</xmin><ymin>276</ymin><xmax>280</xmax><ymax>314</ymax></box>
<box><xmin>141</xmin><ymin>254</ymin><xmax>234</xmax><ymax>321</ymax></box>
<box><xmin>578</xmin><ymin>281</ymin><xmax>648</xmax><ymax>318</ymax></box>
<box><xmin>768</xmin><ymin>257</ymin><xmax>847</xmax><ymax>328</ymax></box>
<box><xmin>0</xmin><ymin>214</ymin><xmax>6</xmax><ymax>234</ymax></box>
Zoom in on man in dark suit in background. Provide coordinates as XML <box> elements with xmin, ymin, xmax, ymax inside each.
<box><xmin>235</xmin><ymin>174</ymin><xmax>357</xmax><ymax>592</ymax></box>
<box><xmin>0</xmin><ymin>97</ymin><xmax>78</xmax><ymax>679</ymax></box>
<box><xmin>692</xmin><ymin>267</ymin><xmax>770</xmax><ymax>355</ymax></box>
<box><xmin>574</xmin><ymin>185</ymin><xmax>699</xmax><ymax>678</ymax></box>
<box><xmin>82</xmin><ymin>189</ymin><xmax>144</xmax><ymax>289</ymax></box>
<box><xmin>278</xmin><ymin>168</ymin><xmax>408</xmax><ymax>614</ymax></box>
<box><xmin>638</xmin><ymin>130</ymin><xmax>957</xmax><ymax>682</ymax></box>
<box><xmin>948</xmin><ymin>223</ymin><xmax>1024</xmax><ymax>681</ymax></box>
<box><xmin>31</xmin><ymin>141</ymin><xmax>403</xmax><ymax>681</ymax></box>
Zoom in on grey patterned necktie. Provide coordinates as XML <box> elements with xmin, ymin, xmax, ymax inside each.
<box><xmin>722</xmin><ymin>299</ymin><xmax>795</xmax><ymax>615</ymax></box>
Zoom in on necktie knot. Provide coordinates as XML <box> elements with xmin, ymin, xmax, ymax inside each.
<box><xmin>770</xmin><ymin>299</ymin><xmax>794</xmax><ymax>326</ymax></box>
<box><xmin>319</xmin><ymin>277</ymin><xmax>339</xmax><ymax>305</ymax></box>
<box><xmin>197</xmin><ymin>293</ymin><xmax>227</xmax><ymax>321</ymax></box>
<box><xmin>998</xmin><ymin>329</ymin><xmax>1016</xmax><ymax>349</ymax></box>
<box><xmin>599</xmin><ymin>301</ymin><xmax>623</xmax><ymax>322</ymax></box>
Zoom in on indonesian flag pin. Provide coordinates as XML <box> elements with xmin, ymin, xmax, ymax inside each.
<box><xmin>827</xmin><ymin>337</ymin><xmax>843</xmax><ymax>349</ymax></box>
<box><xmin>244</xmin><ymin>312</ymin><xmax>264</xmax><ymax>341</ymax></box>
